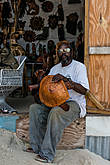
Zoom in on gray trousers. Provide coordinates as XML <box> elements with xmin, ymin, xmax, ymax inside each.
<box><xmin>29</xmin><ymin>101</ymin><xmax>80</xmax><ymax>161</ymax></box>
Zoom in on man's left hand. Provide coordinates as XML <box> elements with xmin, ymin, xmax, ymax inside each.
<box><xmin>59</xmin><ymin>103</ymin><xmax>69</xmax><ymax>111</ymax></box>
<box><xmin>64</xmin><ymin>81</ymin><xmax>73</xmax><ymax>89</ymax></box>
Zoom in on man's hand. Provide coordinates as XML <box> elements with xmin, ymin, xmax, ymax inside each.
<box><xmin>28</xmin><ymin>84</ymin><xmax>39</xmax><ymax>92</ymax></box>
<box><xmin>59</xmin><ymin>102</ymin><xmax>69</xmax><ymax>111</ymax></box>
<box><xmin>35</xmin><ymin>69</ymin><xmax>46</xmax><ymax>83</ymax></box>
<box><xmin>52</xmin><ymin>74</ymin><xmax>68</xmax><ymax>83</ymax></box>
<box><xmin>65</xmin><ymin>81</ymin><xmax>73</xmax><ymax>90</ymax></box>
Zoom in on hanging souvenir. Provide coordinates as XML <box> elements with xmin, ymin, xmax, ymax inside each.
<box><xmin>47</xmin><ymin>40</ymin><xmax>55</xmax><ymax>54</ymax></box>
<box><xmin>66</xmin><ymin>12</ymin><xmax>79</xmax><ymax>35</ymax></box>
<box><xmin>10</xmin><ymin>44</ymin><xmax>25</xmax><ymax>56</ymax></box>
<box><xmin>27</xmin><ymin>0</ymin><xmax>39</xmax><ymax>15</ymax></box>
<box><xmin>10</xmin><ymin>0</ymin><xmax>14</xmax><ymax>13</ymax></box>
<box><xmin>36</xmin><ymin>44</ymin><xmax>44</xmax><ymax>63</ymax></box>
<box><xmin>38</xmin><ymin>0</ymin><xmax>45</xmax><ymax>2</ymax></box>
<box><xmin>68</xmin><ymin>0</ymin><xmax>81</xmax><ymax>4</ymax></box>
<box><xmin>42</xmin><ymin>1</ymin><xmax>54</xmax><ymax>13</ymax></box>
<box><xmin>47</xmin><ymin>40</ymin><xmax>55</xmax><ymax>69</ymax></box>
<box><xmin>48</xmin><ymin>15</ymin><xmax>58</xmax><ymax>29</ymax></box>
<box><xmin>2</xmin><ymin>2</ymin><xmax>12</xmax><ymax>28</ymax></box>
<box><xmin>0</xmin><ymin>4</ymin><xmax>2</xmax><ymax>28</ymax></box>
<box><xmin>0</xmin><ymin>32</ymin><xmax>3</xmax><ymax>45</ymax></box>
<box><xmin>17</xmin><ymin>20</ymin><xmax>26</xmax><ymax>31</ymax></box>
<box><xmin>2</xmin><ymin>2</ymin><xmax>11</xmax><ymax>19</ymax></box>
<box><xmin>30</xmin><ymin>16</ymin><xmax>45</xmax><ymax>31</ymax></box>
<box><xmin>23</xmin><ymin>30</ymin><xmax>37</xmax><ymax>42</ymax></box>
<box><xmin>18</xmin><ymin>0</ymin><xmax>27</xmax><ymax>18</ymax></box>
<box><xmin>58</xmin><ymin>24</ymin><xmax>65</xmax><ymax>41</ymax></box>
<box><xmin>58</xmin><ymin>4</ymin><xmax>64</xmax><ymax>21</ymax></box>
<box><xmin>36</xmin><ymin>27</ymin><xmax>49</xmax><ymax>40</ymax></box>
<box><xmin>32</xmin><ymin>43</ymin><xmax>36</xmax><ymax>56</ymax></box>
<box><xmin>26</xmin><ymin>43</ymin><xmax>30</xmax><ymax>57</ymax></box>
<box><xmin>78</xmin><ymin>20</ymin><xmax>83</xmax><ymax>32</ymax></box>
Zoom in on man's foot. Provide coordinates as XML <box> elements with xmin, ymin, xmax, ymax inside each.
<box><xmin>35</xmin><ymin>154</ymin><xmax>52</xmax><ymax>163</ymax></box>
<box><xmin>23</xmin><ymin>147</ymin><xmax>35</xmax><ymax>153</ymax></box>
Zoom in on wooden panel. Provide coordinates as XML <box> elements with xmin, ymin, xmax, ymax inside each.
<box><xmin>88</xmin><ymin>55</ymin><xmax>110</xmax><ymax>109</ymax></box>
<box><xmin>16</xmin><ymin>115</ymin><xmax>85</xmax><ymax>149</ymax></box>
<box><xmin>89</xmin><ymin>0</ymin><xmax>110</xmax><ymax>46</ymax></box>
<box><xmin>57</xmin><ymin>118</ymin><xmax>85</xmax><ymax>149</ymax></box>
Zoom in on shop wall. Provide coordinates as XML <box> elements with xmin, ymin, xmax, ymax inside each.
<box><xmin>0</xmin><ymin>0</ymin><xmax>84</xmax><ymax>55</ymax></box>
<box><xmin>16</xmin><ymin>0</ymin><xmax>84</xmax><ymax>53</ymax></box>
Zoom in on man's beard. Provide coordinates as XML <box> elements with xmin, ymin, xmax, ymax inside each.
<box><xmin>59</xmin><ymin>54</ymin><xmax>71</xmax><ymax>65</ymax></box>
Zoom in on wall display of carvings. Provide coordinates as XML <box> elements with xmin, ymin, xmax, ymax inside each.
<box><xmin>0</xmin><ymin>0</ymin><xmax>84</xmax><ymax>97</ymax></box>
<box><xmin>0</xmin><ymin>0</ymin><xmax>84</xmax><ymax>61</ymax></box>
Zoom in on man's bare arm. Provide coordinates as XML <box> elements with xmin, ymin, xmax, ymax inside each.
<box><xmin>65</xmin><ymin>80</ymin><xmax>87</xmax><ymax>95</ymax></box>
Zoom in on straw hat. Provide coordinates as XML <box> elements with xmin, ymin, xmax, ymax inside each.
<box><xmin>39</xmin><ymin>75</ymin><xmax>70</xmax><ymax>107</ymax></box>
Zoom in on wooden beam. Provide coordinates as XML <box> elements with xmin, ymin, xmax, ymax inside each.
<box><xmin>84</xmin><ymin>0</ymin><xmax>89</xmax><ymax>70</ymax></box>
<box><xmin>87</xmin><ymin>110</ymin><xmax>110</xmax><ymax>115</ymax></box>
<box><xmin>87</xmin><ymin>107</ymin><xmax>110</xmax><ymax>115</ymax></box>
<box><xmin>86</xmin><ymin>90</ymin><xmax>104</xmax><ymax>110</ymax></box>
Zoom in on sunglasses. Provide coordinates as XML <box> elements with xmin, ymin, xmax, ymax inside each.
<box><xmin>58</xmin><ymin>48</ymin><xmax>71</xmax><ymax>54</ymax></box>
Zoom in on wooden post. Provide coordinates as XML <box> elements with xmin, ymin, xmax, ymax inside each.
<box><xmin>84</xmin><ymin>0</ymin><xmax>89</xmax><ymax>70</ymax></box>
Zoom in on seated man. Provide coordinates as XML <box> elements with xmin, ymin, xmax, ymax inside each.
<box><xmin>28</xmin><ymin>40</ymin><xmax>89</xmax><ymax>163</ymax></box>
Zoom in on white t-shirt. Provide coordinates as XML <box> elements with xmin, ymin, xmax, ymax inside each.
<box><xmin>49</xmin><ymin>60</ymin><xmax>89</xmax><ymax>117</ymax></box>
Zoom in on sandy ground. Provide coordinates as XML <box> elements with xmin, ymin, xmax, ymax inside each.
<box><xmin>6</xmin><ymin>95</ymin><xmax>35</xmax><ymax>113</ymax></box>
<box><xmin>0</xmin><ymin>129</ymin><xmax>110</xmax><ymax>165</ymax></box>
<box><xmin>1</xmin><ymin>95</ymin><xmax>109</xmax><ymax>165</ymax></box>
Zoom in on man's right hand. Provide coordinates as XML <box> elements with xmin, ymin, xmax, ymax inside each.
<box><xmin>35</xmin><ymin>69</ymin><xmax>46</xmax><ymax>82</ymax></box>
<box><xmin>28</xmin><ymin>84</ymin><xmax>39</xmax><ymax>92</ymax></box>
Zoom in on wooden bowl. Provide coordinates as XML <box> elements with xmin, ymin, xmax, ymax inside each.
<box><xmin>39</xmin><ymin>75</ymin><xmax>70</xmax><ymax>107</ymax></box>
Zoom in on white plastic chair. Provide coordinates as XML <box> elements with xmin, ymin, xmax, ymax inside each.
<box><xmin>0</xmin><ymin>56</ymin><xmax>26</xmax><ymax>113</ymax></box>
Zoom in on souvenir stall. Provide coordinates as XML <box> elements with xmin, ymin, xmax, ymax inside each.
<box><xmin>0</xmin><ymin>0</ymin><xmax>86</xmax><ymax>151</ymax></box>
<box><xmin>0</xmin><ymin>0</ymin><xmax>110</xmax><ymax>161</ymax></box>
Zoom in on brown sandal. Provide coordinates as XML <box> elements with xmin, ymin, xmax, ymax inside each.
<box><xmin>23</xmin><ymin>147</ymin><xmax>35</xmax><ymax>153</ymax></box>
<box><xmin>35</xmin><ymin>154</ymin><xmax>52</xmax><ymax>163</ymax></box>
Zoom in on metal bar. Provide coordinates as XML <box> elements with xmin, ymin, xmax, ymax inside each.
<box><xmin>89</xmin><ymin>47</ymin><xmax>110</xmax><ymax>54</ymax></box>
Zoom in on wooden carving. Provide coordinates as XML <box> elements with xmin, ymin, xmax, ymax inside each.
<box><xmin>39</xmin><ymin>75</ymin><xmax>70</xmax><ymax>107</ymax></box>
<box><xmin>30</xmin><ymin>16</ymin><xmax>44</xmax><ymax>31</ymax></box>
<box><xmin>27</xmin><ymin>0</ymin><xmax>39</xmax><ymax>15</ymax></box>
